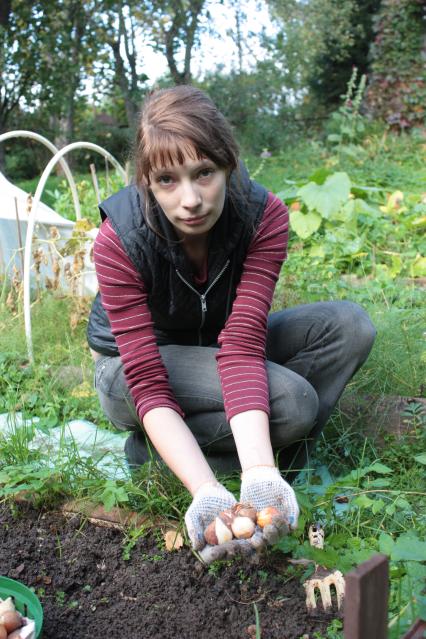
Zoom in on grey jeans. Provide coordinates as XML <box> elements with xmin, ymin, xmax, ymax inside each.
<box><xmin>94</xmin><ymin>301</ymin><xmax>376</xmax><ymax>479</ymax></box>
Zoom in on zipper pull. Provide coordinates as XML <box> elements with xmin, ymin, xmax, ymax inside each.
<box><xmin>201</xmin><ymin>295</ymin><xmax>207</xmax><ymax>313</ymax></box>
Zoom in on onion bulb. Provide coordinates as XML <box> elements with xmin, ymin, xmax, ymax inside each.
<box><xmin>257</xmin><ymin>506</ymin><xmax>280</xmax><ymax>528</ymax></box>
<box><xmin>204</xmin><ymin>516</ymin><xmax>233</xmax><ymax>545</ymax></box>
<box><xmin>0</xmin><ymin>610</ymin><xmax>23</xmax><ymax>634</ymax></box>
<box><xmin>233</xmin><ymin>503</ymin><xmax>257</xmax><ymax>522</ymax></box>
<box><xmin>231</xmin><ymin>516</ymin><xmax>255</xmax><ymax>539</ymax></box>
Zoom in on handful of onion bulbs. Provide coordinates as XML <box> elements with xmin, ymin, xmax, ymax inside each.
<box><xmin>204</xmin><ymin>503</ymin><xmax>281</xmax><ymax>545</ymax></box>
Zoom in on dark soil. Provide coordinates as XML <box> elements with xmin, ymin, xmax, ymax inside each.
<box><xmin>0</xmin><ymin>503</ymin><xmax>341</xmax><ymax>639</ymax></box>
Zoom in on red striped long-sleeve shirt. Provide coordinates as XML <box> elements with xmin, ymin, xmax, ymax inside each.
<box><xmin>94</xmin><ymin>191</ymin><xmax>288</xmax><ymax>424</ymax></box>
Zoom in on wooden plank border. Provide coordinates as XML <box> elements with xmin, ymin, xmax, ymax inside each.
<box><xmin>344</xmin><ymin>554</ymin><xmax>389</xmax><ymax>639</ymax></box>
<box><xmin>401</xmin><ymin>619</ymin><xmax>426</xmax><ymax>639</ymax></box>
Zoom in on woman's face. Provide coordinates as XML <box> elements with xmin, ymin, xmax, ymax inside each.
<box><xmin>148</xmin><ymin>153</ymin><xmax>227</xmax><ymax>241</ymax></box>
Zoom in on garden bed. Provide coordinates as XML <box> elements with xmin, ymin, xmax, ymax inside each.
<box><xmin>0</xmin><ymin>502</ymin><xmax>340</xmax><ymax>639</ymax></box>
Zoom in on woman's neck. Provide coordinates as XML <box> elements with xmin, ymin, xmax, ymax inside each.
<box><xmin>182</xmin><ymin>234</ymin><xmax>208</xmax><ymax>271</ymax></box>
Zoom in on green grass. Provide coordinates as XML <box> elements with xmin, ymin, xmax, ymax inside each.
<box><xmin>3</xmin><ymin>128</ymin><xmax>426</xmax><ymax>638</ymax></box>
<box><xmin>16</xmin><ymin>175</ymin><xmax>73</xmax><ymax>209</ymax></box>
<box><xmin>16</xmin><ymin>171</ymin><xmax>125</xmax><ymax>223</ymax></box>
<box><xmin>249</xmin><ymin>128</ymin><xmax>426</xmax><ymax>195</ymax></box>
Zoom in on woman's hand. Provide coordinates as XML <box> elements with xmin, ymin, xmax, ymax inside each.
<box><xmin>240</xmin><ymin>465</ymin><xmax>299</xmax><ymax>532</ymax></box>
<box><xmin>191</xmin><ymin>467</ymin><xmax>299</xmax><ymax>564</ymax></box>
<box><xmin>184</xmin><ymin>482</ymin><xmax>237</xmax><ymax>550</ymax></box>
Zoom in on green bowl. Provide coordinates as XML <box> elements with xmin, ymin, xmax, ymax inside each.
<box><xmin>0</xmin><ymin>576</ymin><xmax>43</xmax><ymax>637</ymax></box>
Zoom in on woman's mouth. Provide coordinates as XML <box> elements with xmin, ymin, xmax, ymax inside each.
<box><xmin>180</xmin><ymin>213</ymin><xmax>209</xmax><ymax>226</ymax></box>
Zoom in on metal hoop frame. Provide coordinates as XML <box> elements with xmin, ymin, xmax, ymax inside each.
<box><xmin>0</xmin><ymin>135</ymin><xmax>126</xmax><ymax>363</ymax></box>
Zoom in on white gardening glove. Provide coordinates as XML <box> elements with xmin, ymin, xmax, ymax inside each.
<box><xmin>240</xmin><ymin>465</ymin><xmax>299</xmax><ymax>545</ymax></box>
<box><xmin>184</xmin><ymin>482</ymin><xmax>237</xmax><ymax>551</ymax></box>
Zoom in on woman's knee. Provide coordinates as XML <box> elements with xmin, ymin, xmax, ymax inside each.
<box><xmin>97</xmin><ymin>389</ymin><xmax>140</xmax><ymax>431</ymax></box>
<box><xmin>94</xmin><ymin>355</ymin><xmax>140</xmax><ymax>431</ymax></box>
<box><xmin>269</xmin><ymin>369</ymin><xmax>319</xmax><ymax>446</ymax></box>
<box><xmin>332</xmin><ymin>301</ymin><xmax>376</xmax><ymax>363</ymax></box>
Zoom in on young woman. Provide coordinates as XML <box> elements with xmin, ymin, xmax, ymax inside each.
<box><xmin>87</xmin><ymin>85</ymin><xmax>375</xmax><ymax>559</ymax></box>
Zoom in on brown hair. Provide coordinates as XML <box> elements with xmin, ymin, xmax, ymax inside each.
<box><xmin>134</xmin><ymin>86</ymin><xmax>239</xmax><ymax>233</ymax></box>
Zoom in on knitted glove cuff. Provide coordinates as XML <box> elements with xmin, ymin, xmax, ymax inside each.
<box><xmin>241</xmin><ymin>465</ymin><xmax>280</xmax><ymax>482</ymax></box>
<box><xmin>193</xmin><ymin>481</ymin><xmax>230</xmax><ymax>500</ymax></box>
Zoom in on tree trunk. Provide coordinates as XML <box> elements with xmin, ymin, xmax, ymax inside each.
<box><xmin>108</xmin><ymin>4</ymin><xmax>140</xmax><ymax>131</ymax></box>
<box><xmin>0</xmin><ymin>0</ymin><xmax>11</xmax><ymax>27</ymax></box>
<box><xmin>234</xmin><ymin>5</ymin><xmax>243</xmax><ymax>74</ymax></box>
<box><xmin>111</xmin><ymin>40</ymin><xmax>138</xmax><ymax>129</ymax></box>
<box><xmin>163</xmin><ymin>0</ymin><xmax>204</xmax><ymax>85</ymax></box>
<box><xmin>0</xmin><ymin>124</ymin><xmax>6</xmax><ymax>175</ymax></box>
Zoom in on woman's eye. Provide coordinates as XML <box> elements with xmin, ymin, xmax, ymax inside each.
<box><xmin>158</xmin><ymin>175</ymin><xmax>174</xmax><ymax>185</ymax></box>
<box><xmin>198</xmin><ymin>168</ymin><xmax>214</xmax><ymax>179</ymax></box>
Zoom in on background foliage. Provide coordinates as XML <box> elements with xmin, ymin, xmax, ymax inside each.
<box><xmin>365</xmin><ymin>0</ymin><xmax>426</xmax><ymax>129</ymax></box>
<box><xmin>1</xmin><ymin>0</ymin><xmax>425</xmax><ymax>176</ymax></box>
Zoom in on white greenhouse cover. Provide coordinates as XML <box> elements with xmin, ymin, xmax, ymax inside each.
<box><xmin>0</xmin><ymin>171</ymin><xmax>98</xmax><ymax>296</ymax></box>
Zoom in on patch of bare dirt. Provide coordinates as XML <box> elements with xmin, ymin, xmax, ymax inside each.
<box><xmin>0</xmin><ymin>503</ymin><xmax>340</xmax><ymax>639</ymax></box>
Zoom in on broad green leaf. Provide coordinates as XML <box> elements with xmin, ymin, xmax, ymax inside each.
<box><xmin>351</xmin><ymin>184</ymin><xmax>384</xmax><ymax>196</ymax></box>
<box><xmin>371</xmin><ymin>498</ymin><xmax>386</xmax><ymax>514</ymax></box>
<box><xmin>290</xmin><ymin>210</ymin><xmax>322</xmax><ymax>239</ymax></box>
<box><xmin>368</xmin><ymin>462</ymin><xmax>393</xmax><ymax>475</ymax></box>
<box><xmin>394</xmin><ymin>496</ymin><xmax>412</xmax><ymax>511</ymax></box>
<box><xmin>293</xmin><ymin>490</ymin><xmax>314</xmax><ymax>510</ymax></box>
<box><xmin>298</xmin><ymin>172</ymin><xmax>351</xmax><ymax>219</ymax></box>
<box><xmin>410</xmin><ymin>256</ymin><xmax>426</xmax><ymax>278</ymax></box>
<box><xmin>327</xmin><ymin>533</ymin><xmax>349</xmax><ymax>548</ymax></box>
<box><xmin>330</xmin><ymin>198</ymin><xmax>355</xmax><ymax>222</ymax></box>
<box><xmin>327</xmin><ymin>133</ymin><xmax>342</xmax><ymax>143</ymax></box>
<box><xmin>296</xmin><ymin>543</ymin><xmax>341</xmax><ymax>569</ymax></box>
<box><xmin>309</xmin><ymin>244</ymin><xmax>326</xmax><ymax>258</ymax></box>
<box><xmin>102</xmin><ymin>491</ymin><xmax>115</xmax><ymax>512</ymax></box>
<box><xmin>341</xmin><ymin>237</ymin><xmax>364</xmax><ymax>256</ymax></box>
<box><xmin>339</xmin><ymin>125</ymin><xmax>352</xmax><ymax>137</ymax></box>
<box><xmin>353</xmin><ymin>494</ymin><xmax>375</xmax><ymax>509</ymax></box>
<box><xmin>414</xmin><ymin>453</ymin><xmax>426</xmax><ymax>465</ymax></box>
<box><xmin>389</xmin><ymin>255</ymin><xmax>403</xmax><ymax>278</ymax></box>
<box><xmin>367</xmin><ymin>478</ymin><xmax>392</xmax><ymax>488</ymax></box>
<box><xmin>391</xmin><ymin>533</ymin><xmax>426</xmax><ymax>562</ymax></box>
<box><xmin>412</xmin><ymin>215</ymin><xmax>426</xmax><ymax>227</ymax></box>
<box><xmin>276</xmin><ymin>187</ymin><xmax>299</xmax><ymax>202</ymax></box>
<box><xmin>345</xmin><ymin>548</ymin><xmax>376</xmax><ymax>570</ymax></box>
<box><xmin>274</xmin><ymin>536</ymin><xmax>299</xmax><ymax>554</ymax></box>
<box><xmin>379</xmin><ymin>532</ymin><xmax>395</xmax><ymax>556</ymax></box>
<box><xmin>405</xmin><ymin>562</ymin><xmax>426</xmax><ymax>579</ymax></box>
<box><xmin>354</xmin><ymin>199</ymin><xmax>380</xmax><ymax>216</ymax></box>
<box><xmin>308</xmin><ymin>168</ymin><xmax>332</xmax><ymax>184</ymax></box>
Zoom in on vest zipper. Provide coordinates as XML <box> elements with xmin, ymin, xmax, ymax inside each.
<box><xmin>175</xmin><ymin>259</ymin><xmax>230</xmax><ymax>344</ymax></box>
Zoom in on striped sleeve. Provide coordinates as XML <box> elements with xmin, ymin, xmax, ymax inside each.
<box><xmin>93</xmin><ymin>218</ymin><xmax>184</xmax><ymax>422</ymax></box>
<box><xmin>216</xmin><ymin>192</ymin><xmax>289</xmax><ymax>420</ymax></box>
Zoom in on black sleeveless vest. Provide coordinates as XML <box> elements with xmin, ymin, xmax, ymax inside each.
<box><xmin>87</xmin><ymin>165</ymin><xmax>268</xmax><ymax>356</ymax></box>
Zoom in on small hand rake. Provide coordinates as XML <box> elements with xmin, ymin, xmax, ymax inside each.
<box><xmin>303</xmin><ymin>523</ymin><xmax>345</xmax><ymax>613</ymax></box>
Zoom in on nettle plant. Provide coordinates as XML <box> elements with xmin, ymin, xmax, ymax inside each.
<box><xmin>278</xmin><ymin>169</ymin><xmax>426</xmax><ymax>279</ymax></box>
<box><xmin>326</xmin><ymin>67</ymin><xmax>368</xmax><ymax>160</ymax></box>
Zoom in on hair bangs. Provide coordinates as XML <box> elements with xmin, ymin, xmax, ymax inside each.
<box><xmin>142</xmin><ymin>130</ymin><xmax>204</xmax><ymax>181</ymax></box>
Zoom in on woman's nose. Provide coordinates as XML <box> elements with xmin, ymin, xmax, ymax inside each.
<box><xmin>181</xmin><ymin>180</ymin><xmax>202</xmax><ymax>209</ymax></box>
